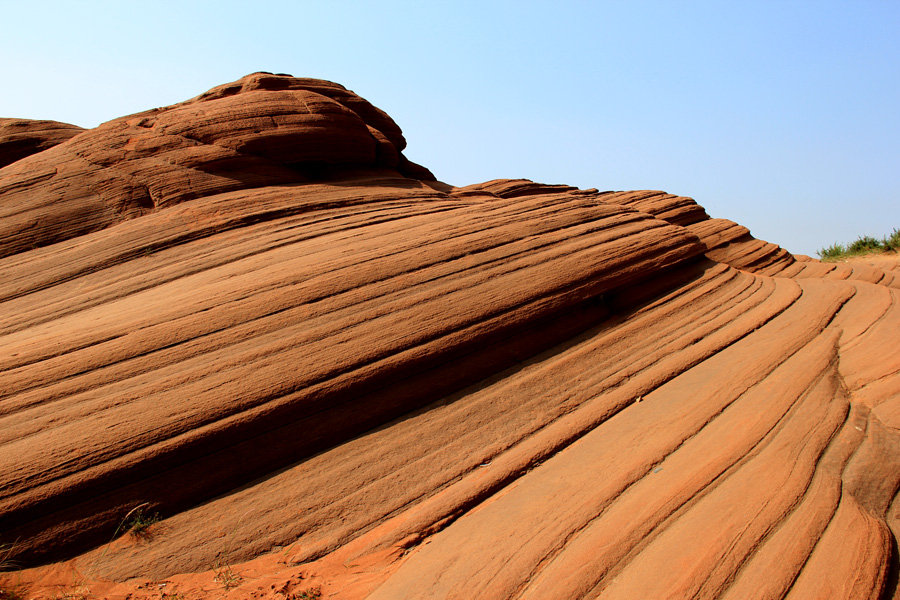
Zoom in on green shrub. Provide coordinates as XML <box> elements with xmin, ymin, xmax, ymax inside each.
<box><xmin>817</xmin><ymin>229</ymin><xmax>899</xmax><ymax>260</ymax></box>
<box><xmin>817</xmin><ymin>243</ymin><xmax>845</xmax><ymax>260</ymax></box>
<box><xmin>847</xmin><ymin>235</ymin><xmax>883</xmax><ymax>253</ymax></box>
<box><xmin>884</xmin><ymin>227</ymin><xmax>900</xmax><ymax>251</ymax></box>
<box><xmin>124</xmin><ymin>508</ymin><xmax>159</xmax><ymax>539</ymax></box>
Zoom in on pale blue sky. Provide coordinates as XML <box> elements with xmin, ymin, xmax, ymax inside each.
<box><xmin>2</xmin><ymin>1</ymin><xmax>897</xmax><ymax>255</ymax></box>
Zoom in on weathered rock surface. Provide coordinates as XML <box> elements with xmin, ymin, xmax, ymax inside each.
<box><xmin>0</xmin><ymin>72</ymin><xmax>430</xmax><ymax>260</ymax></box>
<box><xmin>1</xmin><ymin>74</ymin><xmax>898</xmax><ymax>600</ymax></box>
<box><xmin>0</xmin><ymin>118</ymin><xmax>83</xmax><ymax>169</ymax></box>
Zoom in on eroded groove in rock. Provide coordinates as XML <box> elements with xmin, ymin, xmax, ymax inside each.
<box><xmin>0</xmin><ymin>175</ymin><xmax>710</xmax><ymax>563</ymax></box>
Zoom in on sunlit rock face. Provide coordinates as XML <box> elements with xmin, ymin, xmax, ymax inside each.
<box><xmin>1</xmin><ymin>73</ymin><xmax>898</xmax><ymax>600</ymax></box>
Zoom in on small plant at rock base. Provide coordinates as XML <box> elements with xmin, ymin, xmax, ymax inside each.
<box><xmin>0</xmin><ymin>586</ymin><xmax>26</xmax><ymax>600</ymax></box>
<box><xmin>213</xmin><ymin>560</ymin><xmax>242</xmax><ymax>591</ymax></box>
<box><xmin>0</xmin><ymin>578</ymin><xmax>28</xmax><ymax>600</ymax></box>
<box><xmin>295</xmin><ymin>586</ymin><xmax>322</xmax><ymax>600</ymax></box>
<box><xmin>0</xmin><ymin>543</ymin><xmax>28</xmax><ymax>600</ymax></box>
<box><xmin>124</xmin><ymin>507</ymin><xmax>159</xmax><ymax>539</ymax></box>
<box><xmin>54</xmin><ymin>586</ymin><xmax>91</xmax><ymax>600</ymax></box>
<box><xmin>49</xmin><ymin>568</ymin><xmax>92</xmax><ymax>600</ymax></box>
<box><xmin>0</xmin><ymin>543</ymin><xmax>17</xmax><ymax>573</ymax></box>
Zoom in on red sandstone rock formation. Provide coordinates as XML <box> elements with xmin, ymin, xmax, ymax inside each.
<box><xmin>1</xmin><ymin>73</ymin><xmax>898</xmax><ymax>600</ymax></box>
<box><xmin>0</xmin><ymin>118</ymin><xmax>83</xmax><ymax>169</ymax></box>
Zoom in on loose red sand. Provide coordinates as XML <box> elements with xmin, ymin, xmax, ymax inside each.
<box><xmin>1</xmin><ymin>73</ymin><xmax>898</xmax><ymax>600</ymax></box>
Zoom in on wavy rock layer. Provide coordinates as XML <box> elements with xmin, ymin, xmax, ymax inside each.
<box><xmin>0</xmin><ymin>118</ymin><xmax>83</xmax><ymax>169</ymax></box>
<box><xmin>0</xmin><ymin>72</ymin><xmax>430</xmax><ymax>260</ymax></box>
<box><xmin>1</xmin><ymin>75</ymin><xmax>898</xmax><ymax>600</ymax></box>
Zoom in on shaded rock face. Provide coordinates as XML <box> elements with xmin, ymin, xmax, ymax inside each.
<box><xmin>0</xmin><ymin>118</ymin><xmax>83</xmax><ymax>168</ymax></box>
<box><xmin>1</xmin><ymin>75</ymin><xmax>899</xmax><ymax>600</ymax></box>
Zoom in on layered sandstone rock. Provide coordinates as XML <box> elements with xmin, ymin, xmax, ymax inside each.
<box><xmin>1</xmin><ymin>74</ymin><xmax>898</xmax><ymax>600</ymax></box>
<box><xmin>0</xmin><ymin>72</ymin><xmax>430</xmax><ymax>260</ymax></box>
<box><xmin>0</xmin><ymin>118</ymin><xmax>83</xmax><ymax>169</ymax></box>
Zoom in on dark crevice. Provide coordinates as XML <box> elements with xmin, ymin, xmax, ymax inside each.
<box><xmin>880</xmin><ymin>533</ymin><xmax>899</xmax><ymax>600</ymax></box>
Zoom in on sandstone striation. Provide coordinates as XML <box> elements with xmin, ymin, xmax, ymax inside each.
<box><xmin>0</xmin><ymin>118</ymin><xmax>83</xmax><ymax>169</ymax></box>
<box><xmin>1</xmin><ymin>74</ymin><xmax>898</xmax><ymax>600</ymax></box>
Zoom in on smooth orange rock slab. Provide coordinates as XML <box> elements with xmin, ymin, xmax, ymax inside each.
<box><xmin>1</xmin><ymin>76</ymin><xmax>898</xmax><ymax>600</ymax></box>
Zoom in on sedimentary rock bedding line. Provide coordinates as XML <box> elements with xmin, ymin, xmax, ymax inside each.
<box><xmin>1</xmin><ymin>73</ymin><xmax>898</xmax><ymax>600</ymax></box>
<box><xmin>0</xmin><ymin>118</ymin><xmax>84</xmax><ymax>169</ymax></box>
<box><xmin>364</xmin><ymin>282</ymin><xmax>856</xmax><ymax>598</ymax></box>
<box><xmin>0</xmin><ymin>73</ymin><xmax>427</xmax><ymax>260</ymax></box>
<box><xmin>72</xmin><ymin>262</ymin><xmax>766</xmax><ymax>578</ymax></box>
<box><xmin>0</xmin><ymin>174</ymin><xmax>708</xmax><ymax>562</ymax></box>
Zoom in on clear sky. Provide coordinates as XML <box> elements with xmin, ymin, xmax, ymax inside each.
<box><xmin>1</xmin><ymin>0</ymin><xmax>897</xmax><ymax>256</ymax></box>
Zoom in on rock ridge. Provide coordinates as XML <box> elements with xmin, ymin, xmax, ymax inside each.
<box><xmin>1</xmin><ymin>75</ymin><xmax>898</xmax><ymax>600</ymax></box>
